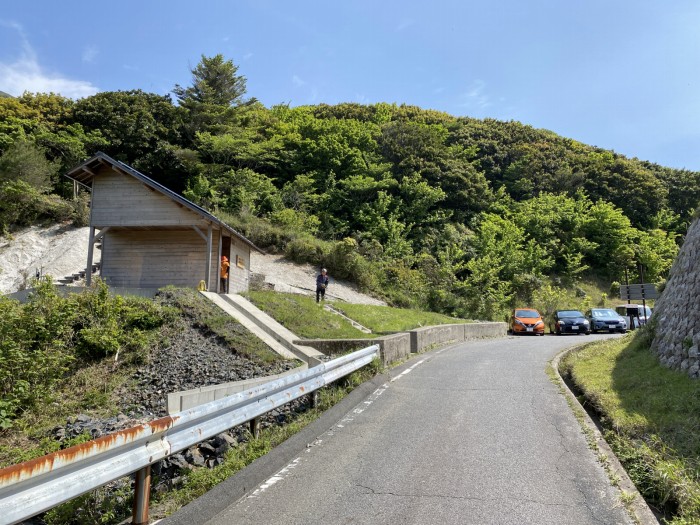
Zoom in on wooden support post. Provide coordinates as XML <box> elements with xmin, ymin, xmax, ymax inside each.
<box><xmin>205</xmin><ymin>223</ymin><xmax>213</xmax><ymax>292</ymax></box>
<box><xmin>86</xmin><ymin>226</ymin><xmax>95</xmax><ymax>287</ymax></box>
<box><xmin>132</xmin><ymin>465</ymin><xmax>151</xmax><ymax>525</ymax></box>
<box><xmin>217</xmin><ymin>231</ymin><xmax>223</xmax><ymax>293</ymax></box>
<box><xmin>249</xmin><ymin>417</ymin><xmax>260</xmax><ymax>439</ymax></box>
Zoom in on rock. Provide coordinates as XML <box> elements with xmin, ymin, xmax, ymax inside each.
<box><xmin>218</xmin><ymin>432</ymin><xmax>237</xmax><ymax>447</ymax></box>
<box><xmin>185</xmin><ymin>448</ymin><xmax>206</xmax><ymax>467</ymax></box>
<box><xmin>169</xmin><ymin>454</ymin><xmax>189</xmax><ymax>470</ymax></box>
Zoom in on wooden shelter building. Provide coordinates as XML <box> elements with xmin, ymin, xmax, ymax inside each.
<box><xmin>66</xmin><ymin>152</ymin><xmax>261</xmax><ymax>293</ymax></box>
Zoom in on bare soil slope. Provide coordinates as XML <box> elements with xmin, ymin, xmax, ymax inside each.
<box><xmin>0</xmin><ymin>224</ymin><xmax>100</xmax><ymax>294</ymax></box>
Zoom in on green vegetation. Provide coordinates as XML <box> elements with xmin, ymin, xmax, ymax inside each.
<box><xmin>0</xmin><ymin>278</ymin><xmax>173</xmax><ymax>430</ymax></box>
<box><xmin>560</xmin><ymin>334</ymin><xmax>700</xmax><ymax>523</ymax></box>
<box><xmin>334</xmin><ymin>302</ymin><xmax>468</xmax><ymax>333</ymax></box>
<box><xmin>246</xmin><ymin>291</ymin><xmax>468</xmax><ymax>337</ymax></box>
<box><xmin>1</xmin><ymin>53</ymin><xmax>694</xmax><ymax>319</ymax></box>
<box><xmin>246</xmin><ymin>291</ymin><xmax>373</xmax><ymax>339</ymax></box>
<box><xmin>0</xmin><ymin>286</ymin><xmax>284</xmax><ymax>463</ymax></box>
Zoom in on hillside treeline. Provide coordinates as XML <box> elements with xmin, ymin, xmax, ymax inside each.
<box><xmin>1</xmin><ymin>54</ymin><xmax>697</xmax><ymax>319</ymax></box>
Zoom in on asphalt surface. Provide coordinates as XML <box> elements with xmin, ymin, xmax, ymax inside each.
<box><xmin>162</xmin><ymin>333</ymin><xmax>632</xmax><ymax>525</ymax></box>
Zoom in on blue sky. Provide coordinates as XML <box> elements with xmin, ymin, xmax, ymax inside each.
<box><xmin>1</xmin><ymin>1</ymin><xmax>699</xmax><ymax>171</ymax></box>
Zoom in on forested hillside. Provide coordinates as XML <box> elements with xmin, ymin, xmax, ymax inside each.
<box><xmin>2</xmin><ymin>54</ymin><xmax>698</xmax><ymax>319</ymax></box>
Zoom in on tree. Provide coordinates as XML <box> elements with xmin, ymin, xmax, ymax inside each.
<box><xmin>173</xmin><ymin>54</ymin><xmax>251</xmax><ymax>139</ymax></box>
<box><xmin>71</xmin><ymin>90</ymin><xmax>179</xmax><ymax>161</ymax></box>
<box><xmin>0</xmin><ymin>140</ymin><xmax>58</xmax><ymax>192</ymax></box>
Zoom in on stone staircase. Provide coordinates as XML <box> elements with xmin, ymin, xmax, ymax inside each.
<box><xmin>56</xmin><ymin>262</ymin><xmax>101</xmax><ymax>286</ymax></box>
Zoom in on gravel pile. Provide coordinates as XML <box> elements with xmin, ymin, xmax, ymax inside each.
<box><xmin>115</xmin><ymin>317</ymin><xmax>298</xmax><ymax>419</ymax></box>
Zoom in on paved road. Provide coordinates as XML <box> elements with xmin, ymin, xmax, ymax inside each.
<box><xmin>168</xmin><ymin>334</ymin><xmax>632</xmax><ymax>525</ymax></box>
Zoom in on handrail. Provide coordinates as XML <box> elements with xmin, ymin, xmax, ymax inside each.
<box><xmin>0</xmin><ymin>344</ymin><xmax>379</xmax><ymax>525</ymax></box>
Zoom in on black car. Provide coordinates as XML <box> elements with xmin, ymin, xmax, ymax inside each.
<box><xmin>586</xmin><ymin>308</ymin><xmax>627</xmax><ymax>333</ymax></box>
<box><xmin>553</xmin><ymin>310</ymin><xmax>590</xmax><ymax>335</ymax></box>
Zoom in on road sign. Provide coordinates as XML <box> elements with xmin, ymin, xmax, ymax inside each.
<box><xmin>620</xmin><ymin>283</ymin><xmax>658</xmax><ymax>301</ymax></box>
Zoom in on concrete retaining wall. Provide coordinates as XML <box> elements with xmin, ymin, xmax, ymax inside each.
<box><xmin>297</xmin><ymin>334</ymin><xmax>411</xmax><ymax>365</ymax></box>
<box><xmin>409</xmin><ymin>324</ymin><xmax>465</xmax><ymax>353</ymax></box>
<box><xmin>378</xmin><ymin>332</ymin><xmax>412</xmax><ymax>364</ymax></box>
<box><xmin>409</xmin><ymin>322</ymin><xmax>506</xmax><ymax>353</ymax></box>
<box><xmin>300</xmin><ymin>322</ymin><xmax>506</xmax><ymax>365</ymax></box>
<box><xmin>464</xmin><ymin>322</ymin><xmax>508</xmax><ymax>340</ymax></box>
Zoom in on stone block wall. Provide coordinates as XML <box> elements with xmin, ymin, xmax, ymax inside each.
<box><xmin>650</xmin><ymin>217</ymin><xmax>700</xmax><ymax>379</ymax></box>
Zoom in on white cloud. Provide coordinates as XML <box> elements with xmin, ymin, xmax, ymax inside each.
<box><xmin>459</xmin><ymin>79</ymin><xmax>491</xmax><ymax>110</ymax></box>
<box><xmin>0</xmin><ymin>20</ymin><xmax>98</xmax><ymax>98</ymax></box>
<box><xmin>292</xmin><ymin>74</ymin><xmax>306</xmax><ymax>87</ymax></box>
<box><xmin>82</xmin><ymin>45</ymin><xmax>99</xmax><ymax>63</ymax></box>
<box><xmin>243</xmin><ymin>52</ymin><xmax>253</xmax><ymax>61</ymax></box>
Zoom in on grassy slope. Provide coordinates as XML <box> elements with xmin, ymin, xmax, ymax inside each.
<box><xmin>334</xmin><ymin>302</ymin><xmax>469</xmax><ymax>333</ymax></box>
<box><xmin>246</xmin><ymin>291</ymin><xmax>470</xmax><ymax>338</ymax></box>
<box><xmin>560</xmin><ymin>333</ymin><xmax>700</xmax><ymax>523</ymax></box>
<box><xmin>246</xmin><ymin>291</ymin><xmax>374</xmax><ymax>339</ymax></box>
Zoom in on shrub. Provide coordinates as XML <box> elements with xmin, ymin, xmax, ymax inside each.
<box><xmin>0</xmin><ymin>279</ymin><xmax>171</xmax><ymax>423</ymax></box>
<box><xmin>284</xmin><ymin>235</ymin><xmax>326</xmax><ymax>264</ymax></box>
<box><xmin>0</xmin><ymin>180</ymin><xmax>75</xmax><ymax>232</ymax></box>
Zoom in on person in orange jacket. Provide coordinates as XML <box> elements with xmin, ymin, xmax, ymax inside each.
<box><xmin>220</xmin><ymin>255</ymin><xmax>230</xmax><ymax>293</ymax></box>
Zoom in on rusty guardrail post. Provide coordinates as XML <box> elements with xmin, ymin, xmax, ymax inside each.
<box><xmin>132</xmin><ymin>465</ymin><xmax>151</xmax><ymax>525</ymax></box>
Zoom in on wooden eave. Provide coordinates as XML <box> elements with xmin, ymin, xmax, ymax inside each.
<box><xmin>65</xmin><ymin>152</ymin><xmax>264</xmax><ymax>253</ymax></box>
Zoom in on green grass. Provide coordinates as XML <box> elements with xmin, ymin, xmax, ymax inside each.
<box><xmin>560</xmin><ymin>332</ymin><xmax>700</xmax><ymax>523</ymax></box>
<box><xmin>334</xmin><ymin>302</ymin><xmax>470</xmax><ymax>333</ymax></box>
<box><xmin>246</xmin><ymin>291</ymin><xmax>374</xmax><ymax>339</ymax></box>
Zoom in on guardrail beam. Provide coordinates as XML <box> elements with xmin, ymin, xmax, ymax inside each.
<box><xmin>0</xmin><ymin>344</ymin><xmax>380</xmax><ymax>525</ymax></box>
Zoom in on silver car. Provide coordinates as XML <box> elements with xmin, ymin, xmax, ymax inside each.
<box><xmin>587</xmin><ymin>308</ymin><xmax>627</xmax><ymax>333</ymax></box>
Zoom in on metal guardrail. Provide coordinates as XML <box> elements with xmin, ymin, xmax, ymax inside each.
<box><xmin>0</xmin><ymin>344</ymin><xmax>379</xmax><ymax>525</ymax></box>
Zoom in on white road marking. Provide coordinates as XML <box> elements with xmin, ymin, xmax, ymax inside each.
<box><xmin>248</xmin><ymin>457</ymin><xmax>302</xmax><ymax>498</ymax></box>
<box><xmin>244</xmin><ymin>347</ymin><xmax>452</xmax><ymax>500</ymax></box>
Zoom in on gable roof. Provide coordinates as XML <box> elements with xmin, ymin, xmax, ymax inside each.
<box><xmin>66</xmin><ymin>152</ymin><xmax>263</xmax><ymax>253</ymax></box>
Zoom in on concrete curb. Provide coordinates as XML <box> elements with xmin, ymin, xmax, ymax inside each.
<box><xmin>550</xmin><ymin>346</ymin><xmax>660</xmax><ymax>525</ymax></box>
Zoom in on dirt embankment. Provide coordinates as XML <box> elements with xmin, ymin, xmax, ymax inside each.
<box><xmin>0</xmin><ymin>224</ymin><xmax>100</xmax><ymax>294</ymax></box>
<box><xmin>251</xmin><ymin>252</ymin><xmax>386</xmax><ymax>306</ymax></box>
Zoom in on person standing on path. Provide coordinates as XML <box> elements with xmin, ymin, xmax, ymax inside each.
<box><xmin>316</xmin><ymin>268</ymin><xmax>329</xmax><ymax>303</ymax></box>
<box><xmin>220</xmin><ymin>255</ymin><xmax>230</xmax><ymax>293</ymax></box>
